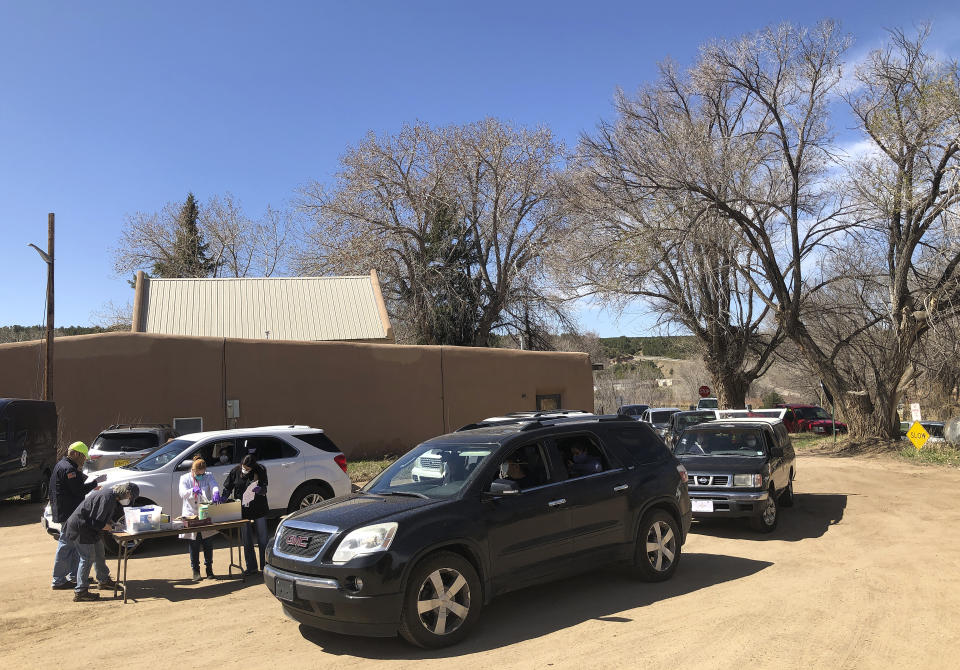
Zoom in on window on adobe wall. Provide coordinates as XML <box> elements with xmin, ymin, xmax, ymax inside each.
<box><xmin>536</xmin><ymin>394</ymin><xmax>561</xmax><ymax>411</ymax></box>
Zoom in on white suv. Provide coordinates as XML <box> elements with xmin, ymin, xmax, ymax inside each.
<box><xmin>42</xmin><ymin>426</ymin><xmax>352</xmax><ymax>549</ymax></box>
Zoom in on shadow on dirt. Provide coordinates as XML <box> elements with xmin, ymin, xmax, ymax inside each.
<box><xmin>0</xmin><ymin>498</ymin><xmax>45</xmax><ymax>528</ymax></box>
<box><xmin>113</xmin><ymin>571</ymin><xmax>264</xmax><ymax>603</ymax></box>
<box><xmin>691</xmin><ymin>493</ymin><xmax>848</xmax><ymax>542</ymax></box>
<box><xmin>298</xmin><ymin>551</ymin><xmax>772</xmax><ymax>658</ymax></box>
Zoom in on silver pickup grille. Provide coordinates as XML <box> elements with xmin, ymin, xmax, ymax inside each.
<box><xmin>688</xmin><ymin>474</ymin><xmax>731</xmax><ymax>488</ymax></box>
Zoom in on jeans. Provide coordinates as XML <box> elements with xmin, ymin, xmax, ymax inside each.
<box><xmin>188</xmin><ymin>535</ymin><xmax>214</xmax><ymax>570</ymax></box>
<box><xmin>241</xmin><ymin>517</ymin><xmax>269</xmax><ymax>573</ymax></box>
<box><xmin>51</xmin><ymin>535</ymin><xmax>79</xmax><ymax>586</ymax></box>
<box><xmin>75</xmin><ymin>539</ymin><xmax>110</xmax><ymax>593</ymax></box>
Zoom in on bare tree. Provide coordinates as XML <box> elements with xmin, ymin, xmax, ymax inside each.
<box><xmin>562</xmin><ymin>133</ymin><xmax>784</xmax><ymax>407</ymax></box>
<box><xmin>295</xmin><ymin>119</ymin><xmax>573</xmax><ymax>347</ymax></box>
<box><xmin>203</xmin><ymin>194</ymin><xmax>292</xmax><ymax>277</ymax></box>
<box><xmin>592</xmin><ymin>22</ymin><xmax>933</xmax><ymax>436</ymax></box>
<box><xmin>113</xmin><ymin>194</ymin><xmax>293</xmax><ymax>280</ymax></box>
<box><xmin>90</xmin><ymin>300</ymin><xmax>133</xmax><ymax>331</ymax></box>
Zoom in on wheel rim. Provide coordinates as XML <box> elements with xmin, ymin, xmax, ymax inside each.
<box><xmin>416</xmin><ymin>567</ymin><xmax>471</xmax><ymax>636</ymax></box>
<box><xmin>762</xmin><ymin>498</ymin><xmax>777</xmax><ymax>525</ymax></box>
<box><xmin>644</xmin><ymin>520</ymin><xmax>676</xmax><ymax>572</ymax></box>
<box><xmin>299</xmin><ymin>493</ymin><xmax>323</xmax><ymax>508</ymax></box>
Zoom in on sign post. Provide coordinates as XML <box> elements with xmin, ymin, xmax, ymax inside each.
<box><xmin>907</xmin><ymin>422</ymin><xmax>930</xmax><ymax>450</ymax></box>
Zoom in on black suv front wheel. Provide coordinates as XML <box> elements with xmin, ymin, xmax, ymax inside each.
<box><xmin>634</xmin><ymin>509</ymin><xmax>681</xmax><ymax>582</ymax></box>
<box><xmin>399</xmin><ymin>551</ymin><xmax>482</xmax><ymax>648</ymax></box>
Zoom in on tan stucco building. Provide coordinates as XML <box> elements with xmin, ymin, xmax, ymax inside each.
<box><xmin>0</xmin><ymin>333</ymin><xmax>593</xmax><ymax>458</ymax></box>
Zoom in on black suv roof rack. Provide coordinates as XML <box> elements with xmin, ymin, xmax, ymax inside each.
<box><xmin>518</xmin><ymin>413</ymin><xmax>634</xmax><ymax>432</ymax></box>
<box><xmin>105</xmin><ymin>423</ymin><xmax>173</xmax><ymax>431</ymax></box>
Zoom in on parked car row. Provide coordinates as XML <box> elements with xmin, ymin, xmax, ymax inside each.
<box><xmin>616</xmin><ymin>401</ymin><xmax>848</xmax><ymax>436</ymax></box>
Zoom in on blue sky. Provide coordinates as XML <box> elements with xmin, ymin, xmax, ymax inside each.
<box><xmin>1</xmin><ymin>0</ymin><xmax>958</xmax><ymax>336</ymax></box>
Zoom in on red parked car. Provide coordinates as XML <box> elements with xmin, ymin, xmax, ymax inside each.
<box><xmin>776</xmin><ymin>404</ymin><xmax>848</xmax><ymax>434</ymax></box>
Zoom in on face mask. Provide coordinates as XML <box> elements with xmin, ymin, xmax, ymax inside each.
<box><xmin>241</xmin><ymin>467</ymin><xmax>251</xmax><ymax>476</ymax></box>
<box><xmin>219</xmin><ymin>456</ymin><xmax>229</xmax><ymax>464</ymax></box>
<box><xmin>195</xmin><ymin>473</ymin><xmax>205</xmax><ymax>479</ymax></box>
<box><xmin>118</xmin><ymin>498</ymin><xmax>130</xmax><ymax>506</ymax></box>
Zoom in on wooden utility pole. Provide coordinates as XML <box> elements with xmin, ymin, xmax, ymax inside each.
<box><xmin>44</xmin><ymin>213</ymin><xmax>55</xmax><ymax>401</ymax></box>
<box><xmin>28</xmin><ymin>214</ymin><xmax>55</xmax><ymax>401</ymax></box>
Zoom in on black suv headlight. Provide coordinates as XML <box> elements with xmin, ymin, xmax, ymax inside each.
<box><xmin>331</xmin><ymin>522</ymin><xmax>398</xmax><ymax>563</ymax></box>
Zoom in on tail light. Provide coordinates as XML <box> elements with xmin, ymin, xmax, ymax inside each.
<box><xmin>334</xmin><ymin>453</ymin><xmax>348</xmax><ymax>474</ymax></box>
<box><xmin>88</xmin><ymin>454</ymin><xmax>101</xmax><ymax>460</ymax></box>
<box><xmin>676</xmin><ymin>463</ymin><xmax>688</xmax><ymax>485</ymax></box>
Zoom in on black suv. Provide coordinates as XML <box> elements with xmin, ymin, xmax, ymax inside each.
<box><xmin>673</xmin><ymin>419</ymin><xmax>796</xmax><ymax>533</ymax></box>
<box><xmin>264</xmin><ymin>416</ymin><xmax>691</xmax><ymax>647</ymax></box>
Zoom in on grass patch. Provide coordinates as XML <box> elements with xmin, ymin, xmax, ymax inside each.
<box><xmin>790</xmin><ymin>432</ymin><xmax>843</xmax><ymax>450</ymax></box>
<box><xmin>346</xmin><ymin>456</ymin><xmax>397</xmax><ymax>484</ymax></box>
<box><xmin>897</xmin><ymin>442</ymin><xmax>960</xmax><ymax>467</ymax></box>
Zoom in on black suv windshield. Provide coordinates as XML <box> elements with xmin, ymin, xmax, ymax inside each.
<box><xmin>675</xmin><ymin>429</ymin><xmax>766</xmax><ymax>457</ymax></box>
<box><xmin>93</xmin><ymin>433</ymin><xmax>158</xmax><ymax>453</ymax></box>
<box><xmin>365</xmin><ymin>442</ymin><xmax>495</xmax><ymax>499</ymax></box>
<box><xmin>124</xmin><ymin>438</ymin><xmax>195</xmax><ymax>471</ymax></box>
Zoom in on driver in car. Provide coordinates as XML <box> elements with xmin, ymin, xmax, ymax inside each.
<box><xmin>498</xmin><ymin>455</ymin><xmax>535</xmax><ymax>489</ymax></box>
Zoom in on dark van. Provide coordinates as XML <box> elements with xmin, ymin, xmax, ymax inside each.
<box><xmin>0</xmin><ymin>399</ymin><xmax>58</xmax><ymax>502</ymax></box>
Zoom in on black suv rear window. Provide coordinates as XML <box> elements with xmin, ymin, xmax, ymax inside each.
<box><xmin>293</xmin><ymin>432</ymin><xmax>341</xmax><ymax>453</ymax></box>
<box><xmin>603</xmin><ymin>425</ymin><xmax>670</xmax><ymax>465</ymax></box>
<box><xmin>92</xmin><ymin>433</ymin><xmax>159</xmax><ymax>453</ymax></box>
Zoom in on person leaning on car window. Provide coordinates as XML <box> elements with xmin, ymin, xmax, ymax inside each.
<box><xmin>62</xmin><ymin>482</ymin><xmax>138</xmax><ymax>602</ymax></box>
<box><xmin>220</xmin><ymin>454</ymin><xmax>269</xmax><ymax>575</ymax></box>
<box><xmin>49</xmin><ymin>441</ymin><xmax>104</xmax><ymax>591</ymax></box>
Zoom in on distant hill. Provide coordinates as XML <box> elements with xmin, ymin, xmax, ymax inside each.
<box><xmin>0</xmin><ymin>325</ymin><xmax>107</xmax><ymax>344</ymax></box>
<box><xmin>600</xmin><ymin>335</ymin><xmax>698</xmax><ymax>360</ymax></box>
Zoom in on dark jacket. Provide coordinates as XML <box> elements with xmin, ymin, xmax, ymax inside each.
<box><xmin>50</xmin><ymin>456</ymin><xmax>97</xmax><ymax>523</ymax></box>
<box><xmin>63</xmin><ymin>488</ymin><xmax>118</xmax><ymax>545</ymax></box>
<box><xmin>221</xmin><ymin>462</ymin><xmax>269</xmax><ymax>519</ymax></box>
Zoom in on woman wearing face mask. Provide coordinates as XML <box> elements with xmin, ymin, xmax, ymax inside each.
<box><xmin>216</xmin><ymin>447</ymin><xmax>231</xmax><ymax>466</ymax></box>
<box><xmin>220</xmin><ymin>454</ymin><xmax>269</xmax><ymax>575</ymax></box>
<box><xmin>178</xmin><ymin>456</ymin><xmax>220</xmax><ymax>582</ymax></box>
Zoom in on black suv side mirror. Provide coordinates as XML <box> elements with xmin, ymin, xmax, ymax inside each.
<box><xmin>486</xmin><ymin>479</ymin><xmax>520</xmax><ymax>497</ymax></box>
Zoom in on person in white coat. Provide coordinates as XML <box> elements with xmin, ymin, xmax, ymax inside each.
<box><xmin>178</xmin><ymin>456</ymin><xmax>220</xmax><ymax>582</ymax></box>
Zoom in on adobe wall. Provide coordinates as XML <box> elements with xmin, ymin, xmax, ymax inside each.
<box><xmin>0</xmin><ymin>333</ymin><xmax>593</xmax><ymax>458</ymax></box>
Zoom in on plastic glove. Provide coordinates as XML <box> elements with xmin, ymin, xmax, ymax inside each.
<box><xmin>192</xmin><ymin>485</ymin><xmax>201</xmax><ymax>497</ymax></box>
<box><xmin>252</xmin><ymin>486</ymin><xmax>262</xmax><ymax>494</ymax></box>
<box><xmin>212</xmin><ymin>490</ymin><xmax>221</xmax><ymax>504</ymax></box>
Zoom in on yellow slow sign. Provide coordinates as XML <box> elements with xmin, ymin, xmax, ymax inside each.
<box><xmin>907</xmin><ymin>422</ymin><xmax>930</xmax><ymax>450</ymax></box>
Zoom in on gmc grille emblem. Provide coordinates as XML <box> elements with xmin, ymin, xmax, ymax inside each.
<box><xmin>286</xmin><ymin>534</ymin><xmax>310</xmax><ymax>548</ymax></box>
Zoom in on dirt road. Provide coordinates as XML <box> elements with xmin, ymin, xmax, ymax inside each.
<box><xmin>2</xmin><ymin>452</ymin><xmax>959</xmax><ymax>669</ymax></box>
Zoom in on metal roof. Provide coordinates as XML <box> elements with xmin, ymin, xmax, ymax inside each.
<box><xmin>138</xmin><ymin>275</ymin><xmax>391</xmax><ymax>342</ymax></box>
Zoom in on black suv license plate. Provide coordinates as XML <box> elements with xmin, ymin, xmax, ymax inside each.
<box><xmin>276</xmin><ymin>578</ymin><xmax>295</xmax><ymax>602</ymax></box>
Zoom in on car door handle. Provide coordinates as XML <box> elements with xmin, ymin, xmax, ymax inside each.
<box><xmin>548</xmin><ymin>498</ymin><xmax>567</xmax><ymax>507</ymax></box>
<box><xmin>613</xmin><ymin>484</ymin><xmax>629</xmax><ymax>492</ymax></box>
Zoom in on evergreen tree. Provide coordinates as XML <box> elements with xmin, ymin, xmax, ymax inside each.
<box><xmin>152</xmin><ymin>193</ymin><xmax>216</xmax><ymax>278</ymax></box>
